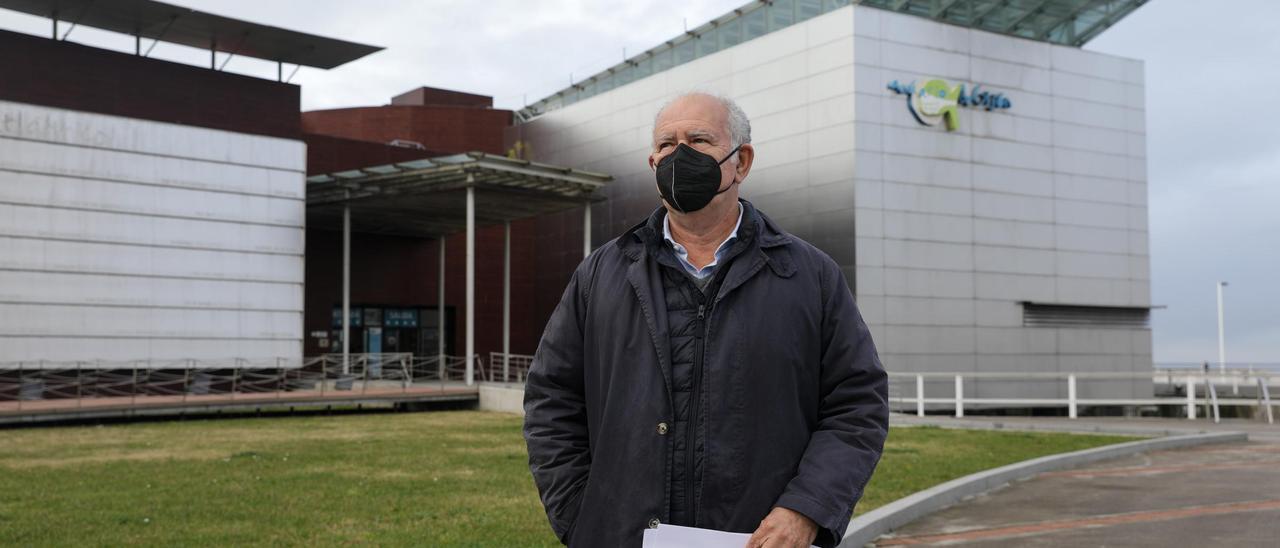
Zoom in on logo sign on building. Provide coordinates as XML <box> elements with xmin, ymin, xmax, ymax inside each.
<box><xmin>886</xmin><ymin>78</ymin><xmax>1012</xmax><ymax>131</ymax></box>
<box><xmin>385</xmin><ymin>309</ymin><xmax>419</xmax><ymax>328</ymax></box>
<box><xmin>332</xmin><ymin>307</ymin><xmax>363</xmax><ymax>328</ymax></box>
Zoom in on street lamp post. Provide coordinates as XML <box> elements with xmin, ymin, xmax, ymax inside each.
<box><xmin>1216</xmin><ymin>281</ymin><xmax>1233</xmax><ymax>394</ymax></box>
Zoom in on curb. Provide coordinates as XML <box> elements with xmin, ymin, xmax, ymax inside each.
<box><xmin>886</xmin><ymin>413</ymin><xmax>1227</xmax><ymax>438</ymax></box>
<box><xmin>837</xmin><ymin>430</ymin><xmax>1248</xmax><ymax>547</ymax></box>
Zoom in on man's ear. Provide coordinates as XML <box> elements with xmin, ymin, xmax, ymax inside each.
<box><xmin>735</xmin><ymin>143</ymin><xmax>755</xmax><ymax>181</ymax></box>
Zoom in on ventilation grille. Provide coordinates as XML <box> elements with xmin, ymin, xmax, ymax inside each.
<box><xmin>1022</xmin><ymin>302</ymin><xmax>1150</xmax><ymax>329</ymax></box>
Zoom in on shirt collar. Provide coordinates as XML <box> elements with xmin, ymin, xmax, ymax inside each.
<box><xmin>662</xmin><ymin>201</ymin><xmax>743</xmax><ymax>255</ymax></box>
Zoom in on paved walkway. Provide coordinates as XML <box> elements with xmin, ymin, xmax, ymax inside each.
<box><xmin>876</xmin><ymin>415</ymin><xmax>1280</xmax><ymax>546</ymax></box>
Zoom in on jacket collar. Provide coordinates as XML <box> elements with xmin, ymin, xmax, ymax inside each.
<box><xmin>617</xmin><ymin>199</ymin><xmax>795</xmax><ymax>277</ymax></box>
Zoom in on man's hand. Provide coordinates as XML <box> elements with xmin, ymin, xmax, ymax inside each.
<box><xmin>745</xmin><ymin>506</ymin><xmax>819</xmax><ymax>548</ymax></box>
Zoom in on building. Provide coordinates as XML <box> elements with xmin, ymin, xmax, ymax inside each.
<box><xmin>0</xmin><ymin>1</ymin><xmax>610</xmax><ymax>390</ymax></box>
<box><xmin>0</xmin><ymin>0</ymin><xmax>376</xmax><ymax>365</ymax></box>
<box><xmin>1</xmin><ymin>0</ymin><xmax>1157</xmax><ymax>411</ymax></box>
<box><xmin>513</xmin><ymin>0</ymin><xmax>1154</xmax><ymax>406</ymax></box>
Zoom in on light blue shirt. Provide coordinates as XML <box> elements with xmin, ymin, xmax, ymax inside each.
<box><xmin>662</xmin><ymin>202</ymin><xmax>743</xmax><ymax>280</ymax></box>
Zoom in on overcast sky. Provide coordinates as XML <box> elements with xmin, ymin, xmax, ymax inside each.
<box><xmin>2</xmin><ymin>0</ymin><xmax>1275</xmax><ymax>364</ymax></box>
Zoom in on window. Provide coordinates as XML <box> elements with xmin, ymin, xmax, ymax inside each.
<box><xmin>674</xmin><ymin>38</ymin><xmax>696</xmax><ymax>65</ymax></box>
<box><xmin>675</xmin><ymin>38</ymin><xmax>696</xmax><ymax>64</ymax></box>
<box><xmin>697</xmin><ymin>27</ymin><xmax>720</xmax><ymax>58</ymax></box>
<box><xmin>652</xmin><ymin>46</ymin><xmax>674</xmax><ymax>73</ymax></box>
<box><xmin>769</xmin><ymin>0</ymin><xmax>795</xmax><ymax>30</ymax></box>
<box><xmin>634</xmin><ymin>57</ymin><xmax>653</xmax><ymax>80</ymax></box>
<box><xmin>721</xmin><ymin>18</ymin><xmax>742</xmax><ymax>47</ymax></box>
<box><xmin>615</xmin><ymin>65</ymin><xmax>634</xmax><ymax>87</ymax></box>
<box><xmin>797</xmin><ymin>0</ymin><xmax>824</xmax><ymax>22</ymax></box>
<box><xmin>743</xmin><ymin>8</ymin><xmax>767</xmax><ymax>40</ymax></box>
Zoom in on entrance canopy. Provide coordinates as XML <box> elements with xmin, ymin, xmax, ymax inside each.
<box><xmin>307</xmin><ymin>151</ymin><xmax>612</xmax><ymax>388</ymax></box>
<box><xmin>306</xmin><ymin>151</ymin><xmax>611</xmax><ymax>237</ymax></box>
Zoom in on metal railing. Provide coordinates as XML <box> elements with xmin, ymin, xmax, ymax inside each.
<box><xmin>0</xmin><ymin>354</ymin><xmax>486</xmax><ymax>412</ymax></box>
<box><xmin>487</xmin><ymin>352</ymin><xmax>535</xmax><ymax>383</ymax></box>
<box><xmin>891</xmin><ymin>367</ymin><xmax>1276</xmax><ymax>424</ymax></box>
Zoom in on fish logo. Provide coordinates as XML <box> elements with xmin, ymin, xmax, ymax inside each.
<box><xmin>911</xmin><ymin>79</ymin><xmax>962</xmax><ymax>131</ymax></box>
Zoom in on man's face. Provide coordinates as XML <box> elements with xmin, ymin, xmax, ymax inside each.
<box><xmin>649</xmin><ymin>95</ymin><xmax>742</xmax><ymax>210</ymax></box>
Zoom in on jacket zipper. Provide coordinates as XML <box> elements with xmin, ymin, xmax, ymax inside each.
<box><xmin>686</xmin><ymin>300</ymin><xmax>708</xmax><ymax>525</ymax></box>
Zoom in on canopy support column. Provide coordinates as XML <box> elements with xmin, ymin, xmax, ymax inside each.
<box><xmin>465</xmin><ymin>177</ymin><xmax>476</xmax><ymax>386</ymax></box>
<box><xmin>342</xmin><ymin>192</ymin><xmax>351</xmax><ymax>375</ymax></box>
<box><xmin>503</xmin><ymin>221</ymin><xmax>511</xmax><ymax>383</ymax></box>
<box><xmin>438</xmin><ymin>237</ymin><xmax>446</xmax><ymax>380</ymax></box>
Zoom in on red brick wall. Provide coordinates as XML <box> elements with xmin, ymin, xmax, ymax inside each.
<box><xmin>303</xmin><ymin>133</ymin><xmax>442</xmax><ymax>175</ymax></box>
<box><xmin>0</xmin><ymin>29</ymin><xmax>300</xmax><ymax>139</ymax></box>
<box><xmin>301</xmin><ymin>105</ymin><xmax>512</xmax><ymax>154</ymax></box>
<box><xmin>391</xmin><ymin>87</ymin><xmax>492</xmax><ymax>108</ymax></box>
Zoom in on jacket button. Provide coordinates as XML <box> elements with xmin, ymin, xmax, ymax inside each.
<box><xmin>656</xmin><ymin>422</ymin><xmax>669</xmax><ymax>435</ymax></box>
<box><xmin>648</xmin><ymin>517</ymin><xmax>661</xmax><ymax>529</ymax></box>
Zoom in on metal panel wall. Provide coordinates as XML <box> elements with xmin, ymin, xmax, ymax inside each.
<box><xmin>852</xmin><ymin>6</ymin><xmax>1151</xmax><ymax>401</ymax></box>
<box><xmin>0</xmin><ymin>100</ymin><xmax>306</xmax><ymax>365</ymax></box>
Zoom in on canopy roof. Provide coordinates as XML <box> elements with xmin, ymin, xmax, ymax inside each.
<box><xmin>0</xmin><ymin>0</ymin><xmax>382</xmax><ymax>68</ymax></box>
<box><xmin>306</xmin><ymin>152</ymin><xmax>612</xmax><ymax>237</ymax></box>
<box><xmin>859</xmin><ymin>0</ymin><xmax>1147</xmax><ymax>46</ymax></box>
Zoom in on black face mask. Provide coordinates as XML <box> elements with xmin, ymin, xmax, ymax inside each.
<box><xmin>655</xmin><ymin>142</ymin><xmax>741</xmax><ymax>213</ymax></box>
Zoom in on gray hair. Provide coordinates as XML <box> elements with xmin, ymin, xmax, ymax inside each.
<box><xmin>653</xmin><ymin>92</ymin><xmax>752</xmax><ymax>150</ymax></box>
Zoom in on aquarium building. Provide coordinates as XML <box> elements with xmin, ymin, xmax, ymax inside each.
<box><xmin>513</xmin><ymin>0</ymin><xmax>1154</xmax><ymax>404</ymax></box>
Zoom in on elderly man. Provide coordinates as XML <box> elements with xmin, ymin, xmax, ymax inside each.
<box><xmin>523</xmin><ymin>92</ymin><xmax>888</xmax><ymax>548</ymax></box>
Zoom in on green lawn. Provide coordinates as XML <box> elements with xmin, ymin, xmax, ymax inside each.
<box><xmin>0</xmin><ymin>411</ymin><xmax>1138</xmax><ymax>546</ymax></box>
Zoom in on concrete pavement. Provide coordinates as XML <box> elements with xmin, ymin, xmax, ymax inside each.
<box><xmin>873</xmin><ymin>415</ymin><xmax>1280</xmax><ymax>546</ymax></box>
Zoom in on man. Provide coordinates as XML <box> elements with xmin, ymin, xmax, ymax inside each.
<box><xmin>523</xmin><ymin>92</ymin><xmax>888</xmax><ymax>548</ymax></box>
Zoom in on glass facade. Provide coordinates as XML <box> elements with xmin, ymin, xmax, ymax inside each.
<box><xmin>521</xmin><ymin>0</ymin><xmax>853</xmax><ymax>119</ymax></box>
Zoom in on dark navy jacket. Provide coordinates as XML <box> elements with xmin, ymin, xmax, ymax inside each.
<box><xmin>523</xmin><ymin>199</ymin><xmax>889</xmax><ymax>547</ymax></box>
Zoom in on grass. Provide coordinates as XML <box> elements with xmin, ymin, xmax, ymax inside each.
<box><xmin>0</xmin><ymin>411</ymin><xmax>1139</xmax><ymax>546</ymax></box>
<box><xmin>855</xmin><ymin>425</ymin><xmax>1141</xmax><ymax>511</ymax></box>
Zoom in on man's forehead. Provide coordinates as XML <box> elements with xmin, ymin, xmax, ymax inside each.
<box><xmin>654</xmin><ymin>96</ymin><xmax>728</xmax><ymax>132</ymax></box>
<box><xmin>655</xmin><ymin>96</ymin><xmax>727</xmax><ymax>125</ymax></box>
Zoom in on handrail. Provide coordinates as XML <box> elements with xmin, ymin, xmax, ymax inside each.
<box><xmin>488</xmin><ymin>352</ymin><xmax>535</xmax><ymax>383</ymax></box>
<box><xmin>0</xmin><ymin>353</ymin><xmax>486</xmax><ymax>412</ymax></box>
<box><xmin>3</xmin><ymin>358</ymin><xmax>1275</xmax><ymax>425</ymax></box>
<box><xmin>890</xmin><ymin>369</ymin><xmax>1275</xmax><ymax>425</ymax></box>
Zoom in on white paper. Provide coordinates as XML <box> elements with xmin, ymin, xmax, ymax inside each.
<box><xmin>642</xmin><ymin>524</ymin><xmax>752</xmax><ymax>548</ymax></box>
<box><xmin>642</xmin><ymin>524</ymin><xmax>821</xmax><ymax>548</ymax></box>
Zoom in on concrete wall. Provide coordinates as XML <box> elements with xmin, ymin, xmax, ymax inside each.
<box><xmin>516</xmin><ymin>4</ymin><xmax>1152</xmax><ymax>403</ymax></box>
<box><xmin>479</xmin><ymin>383</ymin><xmax>527</xmax><ymax>416</ymax></box>
<box><xmin>0</xmin><ymin>100</ymin><xmax>306</xmax><ymax>365</ymax></box>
